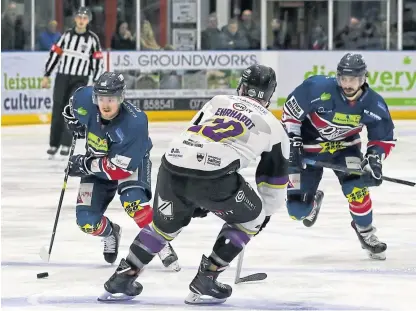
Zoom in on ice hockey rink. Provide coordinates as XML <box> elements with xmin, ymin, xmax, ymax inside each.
<box><xmin>1</xmin><ymin>121</ymin><xmax>415</xmax><ymax>311</ymax></box>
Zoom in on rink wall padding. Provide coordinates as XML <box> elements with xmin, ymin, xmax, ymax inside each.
<box><xmin>3</xmin><ymin>110</ymin><xmax>416</xmax><ymax>126</ymax></box>
<box><xmin>2</xmin><ymin>51</ymin><xmax>416</xmax><ymax>126</ymax></box>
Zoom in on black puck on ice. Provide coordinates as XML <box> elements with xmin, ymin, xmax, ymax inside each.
<box><xmin>37</xmin><ymin>272</ymin><xmax>49</xmax><ymax>279</ymax></box>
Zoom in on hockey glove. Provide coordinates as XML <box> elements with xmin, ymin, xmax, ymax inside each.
<box><xmin>254</xmin><ymin>216</ymin><xmax>270</xmax><ymax>236</ymax></box>
<box><xmin>67</xmin><ymin>154</ymin><xmax>92</xmax><ymax>177</ymax></box>
<box><xmin>62</xmin><ymin>104</ymin><xmax>86</xmax><ymax>139</ymax></box>
<box><xmin>192</xmin><ymin>207</ymin><xmax>209</xmax><ymax>218</ymax></box>
<box><xmin>361</xmin><ymin>150</ymin><xmax>382</xmax><ymax>186</ymax></box>
<box><xmin>288</xmin><ymin>133</ymin><xmax>305</xmax><ymax>170</ymax></box>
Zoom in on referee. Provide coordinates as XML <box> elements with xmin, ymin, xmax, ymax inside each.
<box><xmin>41</xmin><ymin>7</ymin><xmax>104</xmax><ymax>158</ymax></box>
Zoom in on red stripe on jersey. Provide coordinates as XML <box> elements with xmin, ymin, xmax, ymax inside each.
<box><xmin>93</xmin><ymin>51</ymin><xmax>103</xmax><ymax>59</ymax></box>
<box><xmin>283</xmin><ymin>118</ymin><xmax>302</xmax><ymax>125</ymax></box>
<box><xmin>51</xmin><ymin>44</ymin><xmax>63</xmax><ymax>55</ymax></box>
<box><xmin>102</xmin><ymin>157</ymin><xmax>132</xmax><ymax>180</ymax></box>
<box><xmin>309</xmin><ymin>112</ymin><xmax>330</xmax><ymax>128</ymax></box>
<box><xmin>368</xmin><ymin>141</ymin><xmax>395</xmax><ymax>159</ymax></box>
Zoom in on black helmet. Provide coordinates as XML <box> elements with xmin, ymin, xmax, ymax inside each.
<box><xmin>337</xmin><ymin>53</ymin><xmax>367</xmax><ymax>77</ymax></box>
<box><xmin>74</xmin><ymin>6</ymin><xmax>92</xmax><ymax>20</ymax></box>
<box><xmin>93</xmin><ymin>72</ymin><xmax>126</xmax><ymax>103</ymax></box>
<box><xmin>237</xmin><ymin>64</ymin><xmax>277</xmax><ymax>107</ymax></box>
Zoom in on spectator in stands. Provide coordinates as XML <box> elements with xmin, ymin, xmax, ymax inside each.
<box><xmin>218</xmin><ymin>18</ymin><xmax>250</xmax><ymax>50</ymax></box>
<box><xmin>269</xmin><ymin>18</ymin><xmax>291</xmax><ymax>49</ymax></box>
<box><xmin>140</xmin><ymin>20</ymin><xmax>160</xmax><ymax>50</ymax></box>
<box><xmin>403</xmin><ymin>7</ymin><xmax>416</xmax><ymax>50</ymax></box>
<box><xmin>111</xmin><ymin>21</ymin><xmax>136</xmax><ymax>50</ymax></box>
<box><xmin>309</xmin><ymin>25</ymin><xmax>328</xmax><ymax>50</ymax></box>
<box><xmin>38</xmin><ymin>20</ymin><xmax>61</xmax><ymax>51</ymax></box>
<box><xmin>1</xmin><ymin>1</ymin><xmax>18</xmax><ymax>50</ymax></box>
<box><xmin>201</xmin><ymin>13</ymin><xmax>221</xmax><ymax>50</ymax></box>
<box><xmin>240</xmin><ymin>9</ymin><xmax>261</xmax><ymax>49</ymax></box>
<box><xmin>334</xmin><ymin>17</ymin><xmax>362</xmax><ymax>49</ymax></box>
<box><xmin>13</xmin><ymin>15</ymin><xmax>26</xmax><ymax>50</ymax></box>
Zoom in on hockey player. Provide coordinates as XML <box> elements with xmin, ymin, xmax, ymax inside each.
<box><xmin>98</xmin><ymin>65</ymin><xmax>290</xmax><ymax>304</ymax></box>
<box><xmin>282</xmin><ymin>53</ymin><xmax>395</xmax><ymax>260</ymax></box>
<box><xmin>62</xmin><ymin>72</ymin><xmax>179</xmax><ymax>270</ymax></box>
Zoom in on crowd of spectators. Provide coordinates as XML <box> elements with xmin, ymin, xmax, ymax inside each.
<box><xmin>1</xmin><ymin>1</ymin><xmax>415</xmax><ymax>51</ymax></box>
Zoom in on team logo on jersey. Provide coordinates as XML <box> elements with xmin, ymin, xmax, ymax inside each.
<box><xmin>308</xmin><ymin>112</ymin><xmax>362</xmax><ymax>141</ymax></box>
<box><xmin>197</xmin><ymin>153</ymin><xmax>205</xmax><ymax>162</ymax></box>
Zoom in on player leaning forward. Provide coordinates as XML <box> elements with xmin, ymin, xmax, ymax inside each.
<box><xmin>98</xmin><ymin>65</ymin><xmax>290</xmax><ymax>303</ymax></box>
<box><xmin>62</xmin><ymin>72</ymin><xmax>179</xmax><ymax>270</ymax></box>
<box><xmin>282</xmin><ymin>53</ymin><xmax>395</xmax><ymax>260</ymax></box>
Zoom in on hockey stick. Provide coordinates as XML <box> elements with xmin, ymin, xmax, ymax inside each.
<box><xmin>40</xmin><ymin>136</ymin><xmax>77</xmax><ymax>262</ymax></box>
<box><xmin>303</xmin><ymin>158</ymin><xmax>416</xmax><ymax>187</ymax></box>
<box><xmin>234</xmin><ymin>248</ymin><xmax>268</xmax><ymax>284</ymax></box>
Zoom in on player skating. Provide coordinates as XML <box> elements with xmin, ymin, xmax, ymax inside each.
<box><xmin>62</xmin><ymin>72</ymin><xmax>180</xmax><ymax>270</ymax></box>
<box><xmin>282</xmin><ymin>53</ymin><xmax>395</xmax><ymax>260</ymax></box>
<box><xmin>98</xmin><ymin>65</ymin><xmax>290</xmax><ymax>304</ymax></box>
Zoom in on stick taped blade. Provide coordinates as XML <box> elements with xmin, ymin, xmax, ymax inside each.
<box><xmin>39</xmin><ymin>246</ymin><xmax>50</xmax><ymax>262</ymax></box>
<box><xmin>236</xmin><ymin>272</ymin><xmax>267</xmax><ymax>284</ymax></box>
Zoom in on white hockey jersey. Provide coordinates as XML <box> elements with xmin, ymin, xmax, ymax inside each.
<box><xmin>164</xmin><ymin>95</ymin><xmax>290</xmax><ymax>216</ymax></box>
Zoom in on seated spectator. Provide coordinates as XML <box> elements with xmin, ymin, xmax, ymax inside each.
<box><xmin>38</xmin><ymin>20</ymin><xmax>61</xmax><ymax>51</ymax></box>
<box><xmin>218</xmin><ymin>18</ymin><xmax>250</xmax><ymax>50</ymax></box>
<box><xmin>201</xmin><ymin>13</ymin><xmax>221</xmax><ymax>50</ymax></box>
<box><xmin>140</xmin><ymin>20</ymin><xmax>160</xmax><ymax>50</ymax></box>
<box><xmin>309</xmin><ymin>25</ymin><xmax>328</xmax><ymax>50</ymax></box>
<box><xmin>111</xmin><ymin>21</ymin><xmax>136</xmax><ymax>50</ymax></box>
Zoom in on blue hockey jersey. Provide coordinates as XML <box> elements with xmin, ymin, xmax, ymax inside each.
<box><xmin>70</xmin><ymin>86</ymin><xmax>152</xmax><ymax>180</ymax></box>
<box><xmin>282</xmin><ymin>75</ymin><xmax>395</xmax><ymax>159</ymax></box>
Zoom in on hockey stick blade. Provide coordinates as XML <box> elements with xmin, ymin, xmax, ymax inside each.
<box><xmin>235</xmin><ymin>272</ymin><xmax>267</xmax><ymax>284</ymax></box>
<box><xmin>39</xmin><ymin>246</ymin><xmax>50</xmax><ymax>262</ymax></box>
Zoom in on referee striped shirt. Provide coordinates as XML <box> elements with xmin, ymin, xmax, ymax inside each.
<box><xmin>44</xmin><ymin>28</ymin><xmax>104</xmax><ymax>81</ymax></box>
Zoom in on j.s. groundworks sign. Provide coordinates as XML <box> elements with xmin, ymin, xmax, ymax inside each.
<box><xmin>2</xmin><ymin>51</ymin><xmax>415</xmax><ymax>125</ymax></box>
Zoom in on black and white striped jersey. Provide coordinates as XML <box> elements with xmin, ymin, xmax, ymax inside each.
<box><xmin>44</xmin><ymin>28</ymin><xmax>104</xmax><ymax>81</ymax></box>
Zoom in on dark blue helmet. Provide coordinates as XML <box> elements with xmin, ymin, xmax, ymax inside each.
<box><xmin>237</xmin><ymin>64</ymin><xmax>277</xmax><ymax>107</ymax></box>
<box><xmin>74</xmin><ymin>6</ymin><xmax>92</xmax><ymax>20</ymax></box>
<box><xmin>337</xmin><ymin>53</ymin><xmax>367</xmax><ymax>77</ymax></box>
<box><xmin>93</xmin><ymin>72</ymin><xmax>126</xmax><ymax>104</ymax></box>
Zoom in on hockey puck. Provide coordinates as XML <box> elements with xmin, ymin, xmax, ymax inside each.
<box><xmin>37</xmin><ymin>272</ymin><xmax>49</xmax><ymax>279</ymax></box>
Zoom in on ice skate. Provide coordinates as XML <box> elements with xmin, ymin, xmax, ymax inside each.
<box><xmin>303</xmin><ymin>190</ymin><xmax>324</xmax><ymax>227</ymax></box>
<box><xmin>98</xmin><ymin>258</ymin><xmax>143</xmax><ymax>301</ymax></box>
<box><xmin>157</xmin><ymin>242</ymin><xmax>181</xmax><ymax>272</ymax></box>
<box><xmin>185</xmin><ymin>255</ymin><xmax>231</xmax><ymax>305</ymax></box>
<box><xmin>60</xmin><ymin>146</ymin><xmax>70</xmax><ymax>157</ymax></box>
<box><xmin>102</xmin><ymin>223</ymin><xmax>121</xmax><ymax>264</ymax></box>
<box><xmin>46</xmin><ymin>146</ymin><xmax>58</xmax><ymax>159</ymax></box>
<box><xmin>351</xmin><ymin>221</ymin><xmax>387</xmax><ymax>260</ymax></box>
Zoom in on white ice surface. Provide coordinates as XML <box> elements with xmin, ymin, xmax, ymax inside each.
<box><xmin>1</xmin><ymin>121</ymin><xmax>416</xmax><ymax>311</ymax></box>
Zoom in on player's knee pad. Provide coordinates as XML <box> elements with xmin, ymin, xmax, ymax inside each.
<box><xmin>343</xmin><ymin>183</ymin><xmax>373</xmax><ymax>227</ymax></box>
<box><xmin>286</xmin><ymin>193</ymin><xmax>314</xmax><ymax>220</ymax></box>
<box><xmin>76</xmin><ymin>211</ymin><xmax>111</xmax><ymax>236</ymax></box>
<box><xmin>119</xmin><ymin>186</ymin><xmax>152</xmax><ymax>228</ymax></box>
<box><xmin>211</xmin><ymin>223</ymin><xmax>253</xmax><ymax>265</ymax></box>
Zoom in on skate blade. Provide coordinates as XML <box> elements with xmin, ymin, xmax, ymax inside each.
<box><xmin>184</xmin><ymin>292</ymin><xmax>226</xmax><ymax>305</ymax></box>
<box><xmin>97</xmin><ymin>290</ymin><xmax>136</xmax><ymax>302</ymax></box>
<box><xmin>165</xmin><ymin>260</ymin><xmax>181</xmax><ymax>272</ymax></box>
<box><xmin>366</xmin><ymin>250</ymin><xmax>386</xmax><ymax>260</ymax></box>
